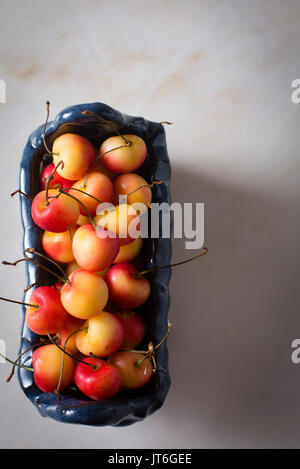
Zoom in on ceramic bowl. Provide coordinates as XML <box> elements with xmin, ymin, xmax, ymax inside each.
<box><xmin>18</xmin><ymin>102</ymin><xmax>171</xmax><ymax>426</ymax></box>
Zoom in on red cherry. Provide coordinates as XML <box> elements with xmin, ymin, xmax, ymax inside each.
<box><xmin>25</xmin><ymin>286</ymin><xmax>68</xmax><ymax>335</ymax></box>
<box><xmin>74</xmin><ymin>357</ymin><xmax>121</xmax><ymax>400</ymax></box>
<box><xmin>106</xmin><ymin>263</ymin><xmax>150</xmax><ymax>309</ymax></box>
<box><xmin>115</xmin><ymin>311</ymin><xmax>146</xmax><ymax>348</ymax></box>
<box><xmin>40</xmin><ymin>163</ymin><xmax>74</xmax><ymax>191</ymax></box>
<box><xmin>31</xmin><ymin>189</ymin><xmax>80</xmax><ymax>232</ymax></box>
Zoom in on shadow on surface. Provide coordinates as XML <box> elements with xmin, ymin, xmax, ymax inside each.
<box><xmin>165</xmin><ymin>164</ymin><xmax>300</xmax><ymax>448</ymax></box>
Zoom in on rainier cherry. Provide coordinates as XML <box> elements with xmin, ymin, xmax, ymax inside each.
<box><xmin>95</xmin><ymin>203</ymin><xmax>140</xmax><ymax>246</ymax></box>
<box><xmin>72</xmin><ymin>224</ymin><xmax>120</xmax><ymax>272</ymax></box>
<box><xmin>108</xmin><ymin>351</ymin><xmax>153</xmax><ymax>389</ymax></box>
<box><xmin>114</xmin><ymin>173</ymin><xmax>152</xmax><ymax>208</ymax></box>
<box><xmin>74</xmin><ymin>357</ymin><xmax>121</xmax><ymax>400</ymax></box>
<box><xmin>69</xmin><ymin>171</ymin><xmax>114</xmax><ymax>216</ymax></box>
<box><xmin>113</xmin><ymin>237</ymin><xmax>143</xmax><ymax>264</ymax></box>
<box><xmin>106</xmin><ymin>263</ymin><xmax>150</xmax><ymax>309</ymax></box>
<box><xmin>76</xmin><ymin>214</ymin><xmax>90</xmax><ymax>226</ymax></box>
<box><xmin>99</xmin><ymin>134</ymin><xmax>147</xmax><ymax>173</ymax></box>
<box><xmin>25</xmin><ymin>286</ymin><xmax>68</xmax><ymax>336</ymax></box>
<box><xmin>94</xmin><ymin>159</ymin><xmax>117</xmax><ymax>181</ymax></box>
<box><xmin>53</xmin><ymin>133</ymin><xmax>96</xmax><ymax>180</ymax></box>
<box><xmin>31</xmin><ymin>188</ymin><xmax>79</xmax><ymax>233</ymax></box>
<box><xmin>33</xmin><ymin>344</ymin><xmax>75</xmax><ymax>392</ymax></box>
<box><xmin>61</xmin><ymin>269</ymin><xmax>109</xmax><ymax>319</ymax></box>
<box><xmin>65</xmin><ymin>261</ymin><xmax>108</xmax><ymax>279</ymax></box>
<box><xmin>42</xmin><ymin>225</ymin><xmax>78</xmax><ymax>264</ymax></box>
<box><xmin>76</xmin><ymin>311</ymin><xmax>125</xmax><ymax>357</ymax></box>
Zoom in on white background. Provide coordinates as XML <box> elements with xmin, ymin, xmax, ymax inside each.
<box><xmin>1</xmin><ymin>0</ymin><xmax>300</xmax><ymax>449</ymax></box>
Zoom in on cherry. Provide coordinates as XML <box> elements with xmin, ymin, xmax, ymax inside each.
<box><xmin>69</xmin><ymin>171</ymin><xmax>114</xmax><ymax>216</ymax></box>
<box><xmin>40</xmin><ymin>163</ymin><xmax>74</xmax><ymax>191</ymax></box>
<box><xmin>61</xmin><ymin>269</ymin><xmax>109</xmax><ymax>319</ymax></box>
<box><xmin>109</xmin><ymin>247</ymin><xmax>208</xmax><ymax>311</ymax></box>
<box><xmin>42</xmin><ymin>225</ymin><xmax>78</xmax><ymax>264</ymax></box>
<box><xmin>108</xmin><ymin>322</ymin><xmax>171</xmax><ymax>389</ymax></box>
<box><xmin>113</xmin><ymin>237</ymin><xmax>143</xmax><ymax>264</ymax></box>
<box><xmin>65</xmin><ymin>261</ymin><xmax>81</xmax><ymax>277</ymax></box>
<box><xmin>114</xmin><ymin>173</ymin><xmax>152</xmax><ymax>209</ymax></box>
<box><xmin>93</xmin><ymin>159</ymin><xmax>118</xmax><ymax>181</ymax></box>
<box><xmin>108</xmin><ymin>351</ymin><xmax>153</xmax><ymax>389</ymax></box>
<box><xmin>31</xmin><ymin>188</ymin><xmax>80</xmax><ymax>233</ymax></box>
<box><xmin>56</xmin><ymin>315</ymin><xmax>84</xmax><ymax>355</ymax></box>
<box><xmin>65</xmin><ymin>260</ymin><xmax>108</xmax><ymax>279</ymax></box>
<box><xmin>52</xmin><ymin>133</ymin><xmax>96</xmax><ymax>180</ymax></box>
<box><xmin>76</xmin><ymin>311</ymin><xmax>125</xmax><ymax>357</ymax></box>
<box><xmin>106</xmin><ymin>263</ymin><xmax>150</xmax><ymax>309</ymax></box>
<box><xmin>95</xmin><ymin>203</ymin><xmax>140</xmax><ymax>246</ymax></box>
<box><xmin>99</xmin><ymin>134</ymin><xmax>147</xmax><ymax>173</ymax></box>
<box><xmin>74</xmin><ymin>357</ymin><xmax>121</xmax><ymax>400</ymax></box>
<box><xmin>72</xmin><ymin>224</ymin><xmax>120</xmax><ymax>272</ymax></box>
<box><xmin>115</xmin><ymin>311</ymin><xmax>146</xmax><ymax>349</ymax></box>
<box><xmin>76</xmin><ymin>214</ymin><xmax>90</xmax><ymax>225</ymax></box>
<box><xmin>25</xmin><ymin>286</ymin><xmax>68</xmax><ymax>336</ymax></box>
<box><xmin>33</xmin><ymin>344</ymin><xmax>75</xmax><ymax>393</ymax></box>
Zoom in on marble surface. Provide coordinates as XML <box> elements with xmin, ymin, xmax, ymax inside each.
<box><xmin>1</xmin><ymin>0</ymin><xmax>300</xmax><ymax>448</ymax></box>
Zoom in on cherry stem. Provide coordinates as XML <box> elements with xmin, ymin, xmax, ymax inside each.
<box><xmin>135</xmin><ymin>321</ymin><xmax>172</xmax><ymax>373</ymax></box>
<box><xmin>6</xmin><ymin>344</ymin><xmax>37</xmax><ymax>382</ymax></box>
<box><xmin>24</xmin><ymin>280</ymin><xmax>57</xmax><ymax>293</ymax></box>
<box><xmin>45</xmin><ymin>160</ymin><xmax>64</xmax><ymax>206</ymax></box>
<box><xmin>154</xmin><ymin>321</ymin><xmax>172</xmax><ymax>350</ymax></box>
<box><xmin>63</xmin><ymin>187</ymin><xmax>104</xmax><ymax>205</ymax></box>
<box><xmin>136</xmin><ymin>246</ymin><xmax>208</xmax><ymax>277</ymax></box>
<box><xmin>25</xmin><ymin>248</ymin><xmax>67</xmax><ymax>281</ymax></box>
<box><xmin>89</xmin><ymin>352</ymin><xmax>101</xmax><ymax>359</ymax></box>
<box><xmin>6</xmin><ymin>337</ymin><xmax>54</xmax><ymax>382</ymax></box>
<box><xmin>10</xmin><ymin>190</ymin><xmax>33</xmax><ymax>201</ymax></box>
<box><xmin>147</xmin><ymin>121</ymin><xmax>173</xmax><ymax>140</ymax></box>
<box><xmin>42</xmin><ymin>101</ymin><xmax>59</xmax><ymax>156</ymax></box>
<box><xmin>119</xmin><ymin>180</ymin><xmax>163</xmax><ymax>204</ymax></box>
<box><xmin>68</xmin><ymin>225</ymin><xmax>73</xmax><ymax>243</ymax></box>
<box><xmin>82</xmin><ymin>143</ymin><xmax>131</xmax><ymax>188</ymax></box>
<box><xmin>47</xmin><ymin>331</ymin><xmax>97</xmax><ymax>371</ymax></box>
<box><xmin>42</xmin><ymin>101</ymin><xmax>52</xmax><ymax>154</ymax></box>
<box><xmin>0</xmin><ymin>352</ymin><xmax>33</xmax><ymax>373</ymax></box>
<box><xmin>2</xmin><ymin>257</ymin><xmax>71</xmax><ymax>286</ymax></box>
<box><xmin>55</xmin><ymin>328</ymin><xmax>88</xmax><ymax>398</ymax></box>
<box><xmin>0</xmin><ymin>296</ymin><xmax>39</xmax><ymax>309</ymax></box>
<box><xmin>81</xmin><ymin>110</ymin><xmax>131</xmax><ymax>145</ymax></box>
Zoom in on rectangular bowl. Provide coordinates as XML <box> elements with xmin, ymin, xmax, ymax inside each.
<box><xmin>17</xmin><ymin>102</ymin><xmax>172</xmax><ymax>426</ymax></box>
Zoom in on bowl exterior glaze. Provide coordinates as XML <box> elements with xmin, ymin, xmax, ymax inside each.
<box><xmin>17</xmin><ymin>102</ymin><xmax>171</xmax><ymax>426</ymax></box>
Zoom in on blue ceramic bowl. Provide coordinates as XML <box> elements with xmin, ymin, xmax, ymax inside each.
<box><xmin>17</xmin><ymin>102</ymin><xmax>172</xmax><ymax>426</ymax></box>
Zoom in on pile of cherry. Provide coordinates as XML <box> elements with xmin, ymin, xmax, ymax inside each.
<box><xmin>3</xmin><ymin>122</ymin><xmax>172</xmax><ymax>401</ymax></box>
